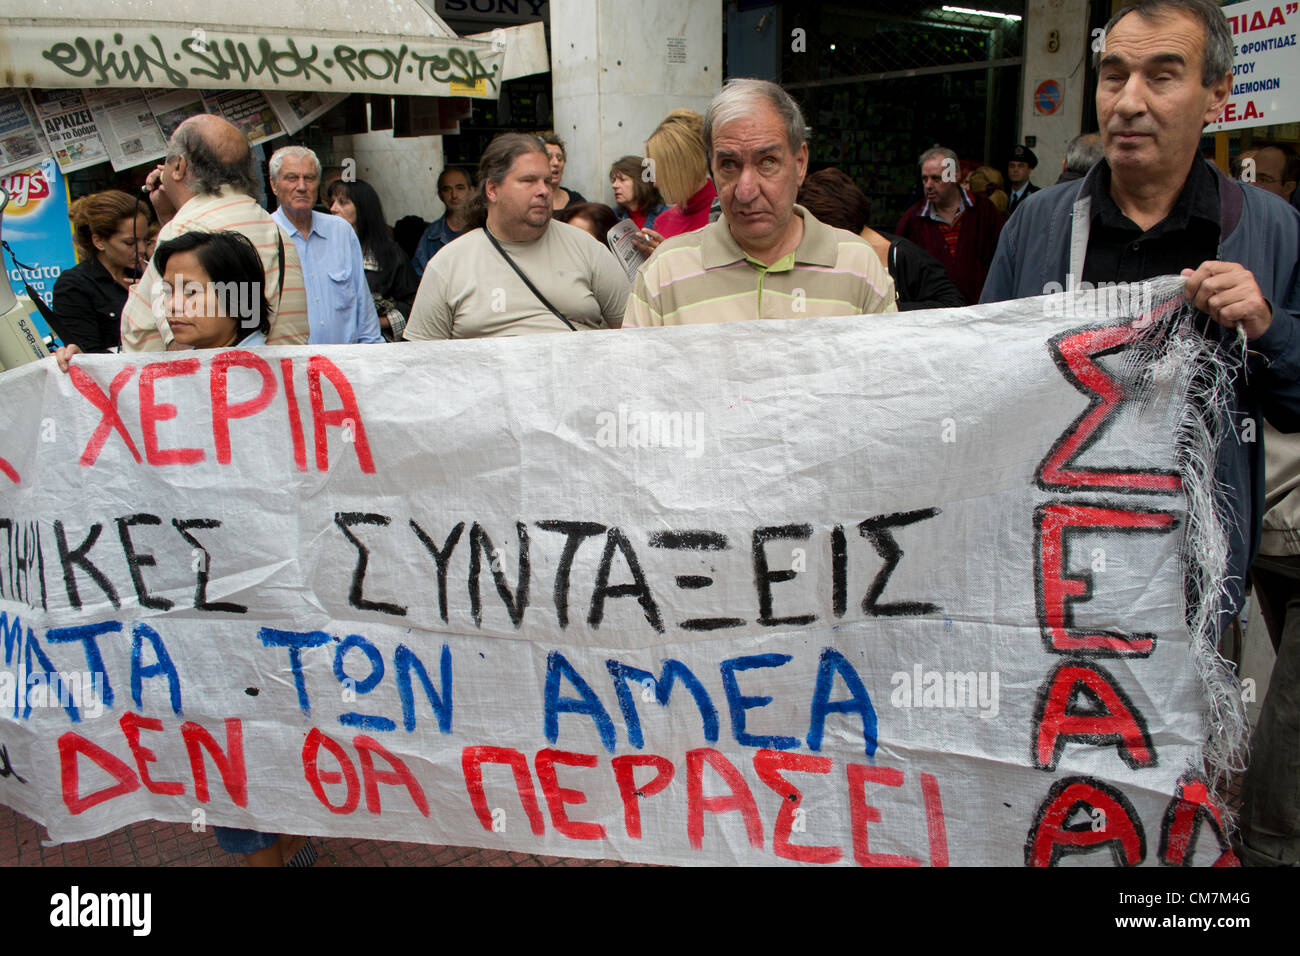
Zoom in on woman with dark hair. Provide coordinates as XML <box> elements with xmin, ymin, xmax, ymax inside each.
<box><xmin>326</xmin><ymin>178</ymin><xmax>420</xmax><ymax>341</ymax></box>
<box><xmin>539</xmin><ymin>132</ymin><xmax>586</xmax><ymax>210</ymax></box>
<box><xmin>609</xmin><ymin>155</ymin><xmax>667</xmax><ymax>231</ymax></box>
<box><xmin>152</xmin><ymin>230</ymin><xmax>271</xmax><ymax>346</ymax></box>
<box><xmin>553</xmin><ymin>202</ymin><xmax>618</xmax><ymax>246</ymax></box>
<box><xmin>51</xmin><ymin>189</ymin><xmax>151</xmax><ymax>352</ymax></box>
<box><xmin>53</xmin><ymin>230</ymin><xmax>313</xmax><ymax>867</ymax></box>
<box><xmin>57</xmin><ymin>230</ymin><xmax>269</xmax><ymax>361</ymax></box>
<box><xmin>798</xmin><ymin>168</ymin><xmax>966</xmax><ymax>310</ymax></box>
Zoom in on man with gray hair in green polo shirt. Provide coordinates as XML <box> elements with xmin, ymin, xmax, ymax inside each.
<box><xmin>624</xmin><ymin>79</ymin><xmax>896</xmax><ymax>327</ymax></box>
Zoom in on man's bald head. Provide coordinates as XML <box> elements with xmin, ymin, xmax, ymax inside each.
<box><xmin>181</xmin><ymin>114</ymin><xmax>250</xmax><ymax>168</ymax></box>
<box><xmin>167</xmin><ymin>114</ymin><xmax>258</xmax><ymax>198</ymax></box>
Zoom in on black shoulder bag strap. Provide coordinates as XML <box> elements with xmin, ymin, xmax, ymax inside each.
<box><xmin>483</xmin><ymin>227</ymin><xmax>577</xmax><ymax>331</ymax></box>
<box><xmin>1216</xmin><ymin>167</ymin><xmax>1244</xmax><ymax>240</ymax></box>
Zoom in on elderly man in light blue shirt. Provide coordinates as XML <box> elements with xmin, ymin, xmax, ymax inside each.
<box><xmin>269</xmin><ymin>146</ymin><xmax>383</xmax><ymax>345</ymax></box>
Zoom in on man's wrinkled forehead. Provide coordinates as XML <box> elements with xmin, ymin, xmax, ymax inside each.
<box><xmin>713</xmin><ymin>140</ymin><xmax>787</xmax><ymax>163</ymax></box>
<box><xmin>277</xmin><ymin>159</ymin><xmax>318</xmax><ymax>182</ymax></box>
<box><xmin>711</xmin><ymin>102</ymin><xmax>793</xmax><ymax>157</ymax></box>
<box><xmin>1100</xmin><ymin>10</ymin><xmax>1206</xmax><ymax>71</ymax></box>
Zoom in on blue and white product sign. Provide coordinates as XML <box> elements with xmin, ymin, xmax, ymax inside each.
<box><xmin>1</xmin><ymin>159</ymin><xmax>77</xmax><ymax>339</ymax></box>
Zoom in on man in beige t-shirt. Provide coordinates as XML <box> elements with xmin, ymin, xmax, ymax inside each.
<box><xmin>404</xmin><ymin>134</ymin><xmax>627</xmax><ymax>340</ymax></box>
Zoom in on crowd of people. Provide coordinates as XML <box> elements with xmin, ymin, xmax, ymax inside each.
<box><xmin>48</xmin><ymin>97</ymin><xmax>1297</xmax><ymax>353</ymax></box>
<box><xmin>36</xmin><ymin>0</ymin><xmax>1300</xmax><ymax>869</ymax></box>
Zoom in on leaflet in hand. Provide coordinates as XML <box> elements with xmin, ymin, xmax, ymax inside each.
<box><xmin>607</xmin><ymin>219</ymin><xmax>648</xmax><ymax>282</ymax></box>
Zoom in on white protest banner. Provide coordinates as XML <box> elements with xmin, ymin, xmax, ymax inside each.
<box><xmin>0</xmin><ymin>280</ymin><xmax>1243</xmax><ymax>866</ymax></box>
<box><xmin>1205</xmin><ymin>0</ymin><xmax>1300</xmax><ymax>132</ymax></box>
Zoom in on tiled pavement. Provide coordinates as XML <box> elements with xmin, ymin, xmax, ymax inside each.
<box><xmin>0</xmin><ymin>804</ymin><xmax>633</xmax><ymax>867</ymax></box>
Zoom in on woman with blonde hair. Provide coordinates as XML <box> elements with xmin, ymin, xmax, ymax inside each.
<box><xmin>968</xmin><ymin>165</ymin><xmax>1009</xmax><ymax>214</ymax></box>
<box><xmin>636</xmin><ymin>109</ymin><xmax>718</xmax><ymax>254</ymax></box>
<box><xmin>51</xmin><ymin>189</ymin><xmax>150</xmax><ymax>351</ymax></box>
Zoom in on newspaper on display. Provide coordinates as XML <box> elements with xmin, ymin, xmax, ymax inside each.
<box><xmin>30</xmin><ymin>90</ymin><xmax>109</xmax><ymax>175</ymax></box>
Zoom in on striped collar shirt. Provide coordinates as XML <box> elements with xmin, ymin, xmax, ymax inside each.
<box><xmin>121</xmin><ymin>186</ymin><xmax>309</xmax><ymax>351</ymax></box>
<box><xmin>920</xmin><ymin>188</ymin><xmax>974</xmax><ymax>225</ymax></box>
<box><xmin>624</xmin><ymin>205</ymin><xmax>896</xmax><ymax>327</ymax></box>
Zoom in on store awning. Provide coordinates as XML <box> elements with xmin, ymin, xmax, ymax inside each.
<box><xmin>0</xmin><ymin>0</ymin><xmax>547</xmax><ymax>99</ymax></box>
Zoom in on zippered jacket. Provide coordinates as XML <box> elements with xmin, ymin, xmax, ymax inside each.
<box><xmin>981</xmin><ymin>162</ymin><xmax>1300</xmax><ymax>619</ymax></box>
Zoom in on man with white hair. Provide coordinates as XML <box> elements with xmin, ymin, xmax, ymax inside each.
<box><xmin>122</xmin><ymin>114</ymin><xmax>309</xmax><ymax>351</ymax></box>
<box><xmin>624</xmin><ymin>78</ymin><xmax>895</xmax><ymax>326</ymax></box>
<box><xmin>269</xmin><ymin>145</ymin><xmax>382</xmax><ymax>345</ymax></box>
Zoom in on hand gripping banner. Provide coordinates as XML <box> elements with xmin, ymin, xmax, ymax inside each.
<box><xmin>0</xmin><ymin>277</ymin><xmax>1245</xmax><ymax>865</ymax></box>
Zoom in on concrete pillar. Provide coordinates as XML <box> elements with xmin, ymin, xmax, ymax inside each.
<box><xmin>549</xmin><ymin>0</ymin><xmax>722</xmax><ymax>207</ymax></box>
<box><xmin>1018</xmin><ymin>0</ymin><xmax>1090</xmax><ymax>186</ymax></box>
<box><xmin>333</xmin><ymin>129</ymin><xmax>446</xmax><ymax>224</ymax></box>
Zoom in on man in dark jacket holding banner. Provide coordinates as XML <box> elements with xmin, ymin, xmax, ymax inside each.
<box><xmin>981</xmin><ymin>0</ymin><xmax>1300</xmax><ymax>866</ymax></box>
